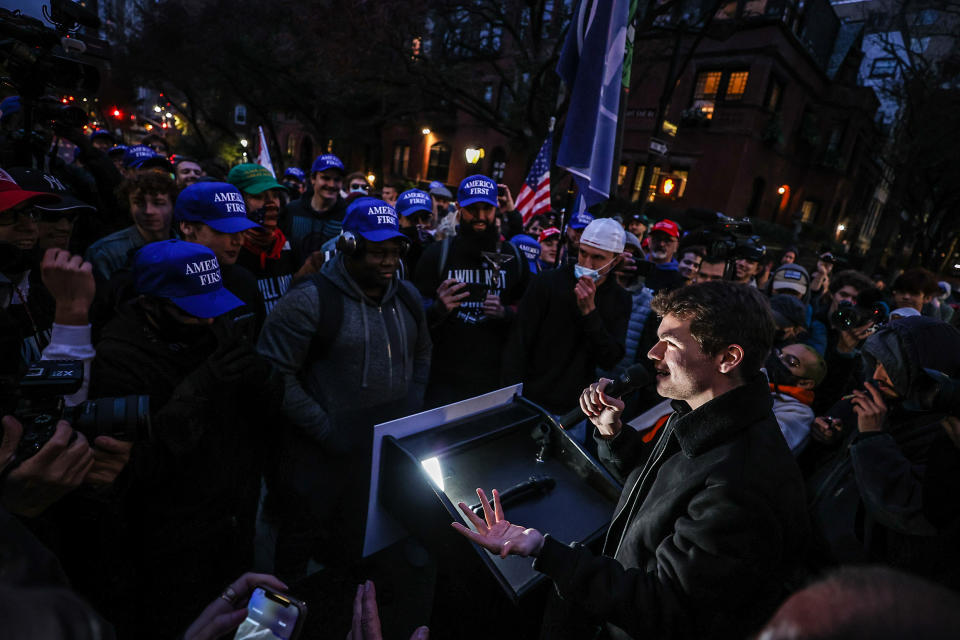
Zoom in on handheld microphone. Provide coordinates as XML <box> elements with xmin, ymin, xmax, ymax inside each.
<box><xmin>557</xmin><ymin>363</ymin><xmax>654</xmax><ymax>429</ymax></box>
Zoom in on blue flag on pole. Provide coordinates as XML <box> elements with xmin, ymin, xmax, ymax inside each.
<box><xmin>556</xmin><ymin>0</ymin><xmax>630</xmax><ymax>209</ymax></box>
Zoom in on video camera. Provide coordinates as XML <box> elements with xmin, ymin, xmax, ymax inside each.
<box><xmin>679</xmin><ymin>212</ymin><xmax>765</xmax><ymax>282</ymax></box>
<box><xmin>2</xmin><ymin>360</ymin><xmax>151</xmax><ymax>465</ymax></box>
<box><xmin>1</xmin><ymin>2</ymin><xmax>111</xmax><ymax>164</ymax></box>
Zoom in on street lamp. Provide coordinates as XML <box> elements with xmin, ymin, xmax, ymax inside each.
<box><xmin>421</xmin><ymin>127</ymin><xmax>431</xmax><ymax>135</ymax></box>
<box><xmin>366</xmin><ymin>172</ymin><xmax>376</xmax><ymax>185</ymax></box>
<box><xmin>240</xmin><ymin>139</ymin><xmax>249</xmax><ymax>148</ymax></box>
<box><xmin>465</xmin><ymin>147</ymin><xmax>484</xmax><ymax>164</ymax></box>
<box><xmin>777</xmin><ymin>185</ymin><xmax>787</xmax><ymax>195</ymax></box>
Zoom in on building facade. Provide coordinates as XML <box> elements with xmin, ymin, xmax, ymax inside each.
<box><xmin>618</xmin><ymin>0</ymin><xmax>883</xmax><ymax>241</ymax></box>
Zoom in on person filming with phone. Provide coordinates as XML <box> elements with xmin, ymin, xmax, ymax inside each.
<box><xmin>806</xmin><ymin>315</ymin><xmax>960</xmax><ymax>589</ymax></box>
<box><xmin>453</xmin><ymin>282</ymin><xmax>809</xmax><ymax>639</ymax></box>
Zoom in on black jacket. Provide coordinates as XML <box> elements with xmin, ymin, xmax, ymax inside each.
<box><xmin>533</xmin><ymin>378</ymin><xmax>809</xmax><ymax>639</ymax></box>
<box><xmin>62</xmin><ymin>304</ymin><xmax>282</xmax><ymax>638</ymax></box>
<box><xmin>807</xmin><ymin>316</ymin><xmax>960</xmax><ymax>588</ymax></box>
<box><xmin>503</xmin><ymin>264</ymin><xmax>631</xmax><ymax>414</ymax></box>
<box><xmin>413</xmin><ymin>233</ymin><xmax>528</xmax><ymax>406</ymax></box>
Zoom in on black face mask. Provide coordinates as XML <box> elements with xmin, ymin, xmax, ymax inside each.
<box><xmin>765</xmin><ymin>351</ymin><xmax>801</xmax><ymax>387</ymax></box>
<box><xmin>142</xmin><ymin>300</ymin><xmax>213</xmax><ymax>344</ymax></box>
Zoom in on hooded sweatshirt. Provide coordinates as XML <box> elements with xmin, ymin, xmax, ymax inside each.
<box><xmin>808</xmin><ymin>316</ymin><xmax>960</xmax><ymax>585</ymax></box>
<box><xmin>257</xmin><ymin>254</ymin><xmax>431</xmax><ymax>453</ymax></box>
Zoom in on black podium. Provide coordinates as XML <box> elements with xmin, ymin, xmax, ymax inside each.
<box><xmin>365</xmin><ymin>385</ymin><xmax>622</xmax><ymax>610</ymax></box>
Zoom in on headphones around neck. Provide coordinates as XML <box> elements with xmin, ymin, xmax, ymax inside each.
<box><xmin>336</xmin><ymin>231</ymin><xmax>410</xmax><ymax>258</ymax></box>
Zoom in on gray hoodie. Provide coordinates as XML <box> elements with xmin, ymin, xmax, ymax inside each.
<box><xmin>257</xmin><ymin>255</ymin><xmax>431</xmax><ymax>449</ymax></box>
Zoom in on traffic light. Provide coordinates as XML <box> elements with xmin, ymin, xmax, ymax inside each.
<box><xmin>658</xmin><ymin>174</ymin><xmax>680</xmax><ymax>198</ymax></box>
<box><xmin>110</xmin><ymin>107</ymin><xmax>122</xmax><ymax>119</ymax></box>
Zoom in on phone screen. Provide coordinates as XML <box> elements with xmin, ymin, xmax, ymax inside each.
<box><xmin>233</xmin><ymin>587</ymin><xmax>302</xmax><ymax>640</ymax></box>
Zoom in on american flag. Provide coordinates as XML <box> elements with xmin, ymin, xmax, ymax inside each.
<box><xmin>515</xmin><ymin>137</ymin><xmax>552</xmax><ymax>223</ymax></box>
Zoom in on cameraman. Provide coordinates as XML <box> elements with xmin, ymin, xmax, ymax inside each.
<box><xmin>65</xmin><ymin>240</ymin><xmax>280</xmax><ymax>639</ymax></box>
<box><xmin>806</xmin><ymin>270</ymin><xmax>879</xmax><ymax>414</ymax></box>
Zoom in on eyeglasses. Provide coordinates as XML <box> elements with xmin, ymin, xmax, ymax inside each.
<box><xmin>775</xmin><ymin>348</ymin><xmax>802</xmax><ymax>369</ymax></box>
<box><xmin>0</xmin><ymin>208</ymin><xmax>40</xmax><ymax>226</ymax></box>
<box><xmin>37</xmin><ymin>210</ymin><xmax>81</xmax><ymax>224</ymax></box>
<box><xmin>349</xmin><ymin>183</ymin><xmax>369</xmax><ymax>192</ymax></box>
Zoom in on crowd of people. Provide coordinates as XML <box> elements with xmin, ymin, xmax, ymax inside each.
<box><xmin>1</xmin><ymin>116</ymin><xmax>960</xmax><ymax>640</ymax></box>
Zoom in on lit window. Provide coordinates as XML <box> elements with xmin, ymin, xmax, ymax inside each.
<box><xmin>726</xmin><ymin>71</ymin><xmax>749</xmax><ymax>100</ymax></box>
<box><xmin>801</xmin><ymin>200</ymin><xmax>818</xmax><ymax>223</ymax></box>
<box><xmin>692</xmin><ymin>71</ymin><xmax>722</xmax><ymax>119</ymax></box>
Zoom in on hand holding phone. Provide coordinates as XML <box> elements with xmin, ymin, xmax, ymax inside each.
<box><xmin>183</xmin><ymin>573</ymin><xmax>288</xmax><ymax>640</ymax></box>
<box><xmin>234</xmin><ymin>585</ymin><xmax>307</xmax><ymax>640</ymax></box>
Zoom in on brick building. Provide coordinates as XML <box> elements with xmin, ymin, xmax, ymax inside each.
<box><xmin>617</xmin><ymin>0</ymin><xmax>883</xmax><ymax>237</ymax></box>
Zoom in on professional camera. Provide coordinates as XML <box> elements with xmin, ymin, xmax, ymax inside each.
<box><xmin>830</xmin><ymin>289</ymin><xmax>889</xmax><ymax>332</ymax></box>
<box><xmin>680</xmin><ymin>212</ymin><xmax>755</xmax><ymax>262</ymax></box>
<box><xmin>4</xmin><ymin>360</ymin><xmax>151</xmax><ymax>464</ymax></box>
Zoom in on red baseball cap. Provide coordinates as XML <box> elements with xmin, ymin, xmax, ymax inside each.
<box><xmin>650</xmin><ymin>219</ymin><xmax>680</xmax><ymax>238</ymax></box>
<box><xmin>538</xmin><ymin>227</ymin><xmax>560</xmax><ymax>243</ymax></box>
<box><xmin>0</xmin><ymin>168</ymin><xmax>59</xmax><ymax>213</ymax></box>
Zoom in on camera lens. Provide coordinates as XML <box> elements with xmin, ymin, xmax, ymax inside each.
<box><xmin>71</xmin><ymin>395</ymin><xmax>151</xmax><ymax>441</ymax></box>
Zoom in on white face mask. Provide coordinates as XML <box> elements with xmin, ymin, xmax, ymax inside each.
<box><xmin>574</xmin><ymin>263</ymin><xmax>599</xmax><ymax>281</ymax></box>
<box><xmin>574</xmin><ymin>257</ymin><xmax>616</xmax><ymax>282</ymax></box>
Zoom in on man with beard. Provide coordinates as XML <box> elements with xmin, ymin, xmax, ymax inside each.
<box><xmin>85</xmin><ymin>172</ymin><xmax>176</xmax><ymax>283</ymax></box>
<box><xmin>257</xmin><ymin>198</ymin><xmax>431</xmax><ymax>576</ymax></box>
<box><xmin>452</xmin><ymin>282</ymin><xmax>808</xmax><ymax>640</ymax></box>
<box><xmin>395</xmin><ymin>188</ymin><xmax>434</xmax><ymax>276</ymax></box>
<box><xmin>285</xmin><ymin>153</ymin><xmax>347</xmax><ymax>263</ymax></box>
<box><xmin>78</xmin><ymin>239</ymin><xmax>279</xmax><ymax>639</ymax></box>
<box><xmin>175</xmin><ymin>181</ymin><xmax>266</xmax><ymax>328</ymax></box>
<box><xmin>414</xmin><ymin>175</ymin><xmax>528</xmax><ymax>407</ymax></box>
<box><xmin>643</xmin><ymin>219</ymin><xmax>685</xmax><ymax>293</ymax></box>
<box><xmin>228</xmin><ymin>163</ymin><xmax>302</xmax><ymax>313</ymax></box>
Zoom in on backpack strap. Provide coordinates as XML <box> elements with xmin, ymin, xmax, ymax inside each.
<box><xmin>304</xmin><ymin>271</ymin><xmax>344</xmax><ymax>364</ymax></box>
<box><xmin>437</xmin><ymin>235</ymin><xmax>453</xmax><ymax>282</ymax></box>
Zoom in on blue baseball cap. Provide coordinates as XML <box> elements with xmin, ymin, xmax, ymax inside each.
<box><xmin>0</xmin><ymin>96</ymin><xmax>20</xmax><ymax>120</ymax></box>
<box><xmin>123</xmin><ymin>144</ymin><xmax>171</xmax><ymax>171</ymax></box>
<box><xmin>107</xmin><ymin>144</ymin><xmax>128</xmax><ymax>157</ymax></box>
<box><xmin>510</xmin><ymin>234</ymin><xmax>542</xmax><ymax>273</ymax></box>
<box><xmin>311</xmin><ymin>154</ymin><xmax>345</xmax><ymax>175</ymax></box>
<box><xmin>395</xmin><ymin>189</ymin><xmax>432</xmax><ymax>218</ymax></box>
<box><xmin>133</xmin><ymin>240</ymin><xmax>244</xmax><ymax>318</ymax></box>
<box><xmin>175</xmin><ymin>182</ymin><xmax>261</xmax><ymax>233</ymax></box>
<box><xmin>457</xmin><ymin>174</ymin><xmax>497</xmax><ymax>207</ymax></box>
<box><xmin>284</xmin><ymin>167</ymin><xmax>305</xmax><ymax>180</ymax></box>
<box><xmin>90</xmin><ymin>129</ymin><xmax>115</xmax><ymax>143</ymax></box>
<box><xmin>569</xmin><ymin>210</ymin><xmax>594</xmax><ymax>230</ymax></box>
<box><xmin>343</xmin><ymin>197</ymin><xmax>405</xmax><ymax>243</ymax></box>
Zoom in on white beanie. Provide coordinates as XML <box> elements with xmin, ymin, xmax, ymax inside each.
<box><xmin>580</xmin><ymin>218</ymin><xmax>625</xmax><ymax>254</ymax></box>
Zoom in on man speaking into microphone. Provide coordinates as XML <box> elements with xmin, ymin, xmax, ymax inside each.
<box><xmin>452</xmin><ymin>281</ymin><xmax>809</xmax><ymax>639</ymax></box>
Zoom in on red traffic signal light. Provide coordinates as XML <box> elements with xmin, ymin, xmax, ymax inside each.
<box><xmin>658</xmin><ymin>174</ymin><xmax>680</xmax><ymax>198</ymax></box>
<box><xmin>110</xmin><ymin>107</ymin><xmax>122</xmax><ymax>119</ymax></box>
